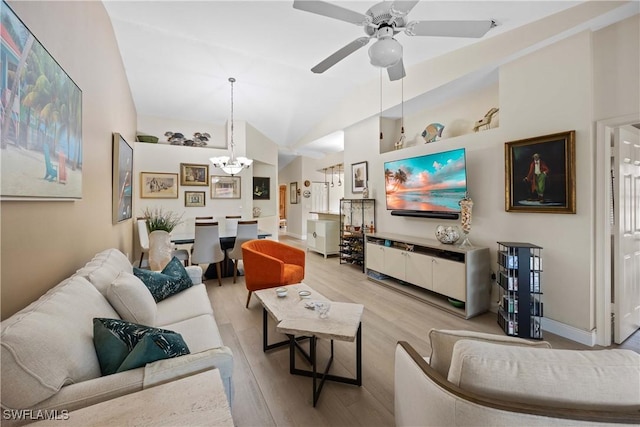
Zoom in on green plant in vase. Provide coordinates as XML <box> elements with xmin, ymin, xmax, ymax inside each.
<box><xmin>141</xmin><ymin>207</ymin><xmax>184</xmax><ymax>270</ymax></box>
<box><xmin>142</xmin><ymin>206</ymin><xmax>184</xmax><ymax>232</ymax></box>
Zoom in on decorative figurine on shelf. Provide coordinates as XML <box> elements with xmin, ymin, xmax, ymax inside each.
<box><xmin>473</xmin><ymin>107</ymin><xmax>499</xmax><ymax>132</ymax></box>
<box><xmin>164</xmin><ymin>131</ymin><xmax>210</xmax><ymax>147</ymax></box>
<box><xmin>458</xmin><ymin>193</ymin><xmax>474</xmax><ymax>249</ymax></box>
<box><xmin>394</xmin><ymin>127</ymin><xmax>406</xmax><ymax>150</ymax></box>
<box><xmin>362</xmin><ymin>182</ymin><xmax>369</xmax><ymax>199</ymax></box>
<box><xmin>422</xmin><ymin>123</ymin><xmax>445</xmax><ymax>143</ymax></box>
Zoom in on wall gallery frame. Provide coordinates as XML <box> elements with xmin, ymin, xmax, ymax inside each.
<box><xmin>140</xmin><ymin>172</ymin><xmax>179</xmax><ymax>199</ymax></box>
<box><xmin>1</xmin><ymin>1</ymin><xmax>83</xmax><ymax>200</ymax></box>
<box><xmin>180</xmin><ymin>163</ymin><xmax>209</xmax><ymax>186</ymax></box>
<box><xmin>351</xmin><ymin>161</ymin><xmax>368</xmax><ymax>193</ymax></box>
<box><xmin>112</xmin><ymin>133</ymin><xmax>133</xmax><ymax>223</ymax></box>
<box><xmin>505</xmin><ymin>130</ymin><xmax>576</xmax><ymax>214</ymax></box>
<box><xmin>290</xmin><ymin>182</ymin><xmax>299</xmax><ymax>204</ymax></box>
<box><xmin>253</xmin><ymin>176</ymin><xmax>270</xmax><ymax>200</ymax></box>
<box><xmin>184</xmin><ymin>191</ymin><xmax>206</xmax><ymax>207</ymax></box>
<box><xmin>211</xmin><ymin>175</ymin><xmax>241</xmax><ymax>199</ymax></box>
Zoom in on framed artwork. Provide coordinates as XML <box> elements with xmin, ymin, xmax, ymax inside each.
<box><xmin>211</xmin><ymin>175</ymin><xmax>241</xmax><ymax>199</ymax></box>
<box><xmin>112</xmin><ymin>133</ymin><xmax>133</xmax><ymax>224</ymax></box>
<box><xmin>180</xmin><ymin>163</ymin><xmax>209</xmax><ymax>186</ymax></box>
<box><xmin>184</xmin><ymin>191</ymin><xmax>206</xmax><ymax>207</ymax></box>
<box><xmin>0</xmin><ymin>1</ymin><xmax>83</xmax><ymax>200</ymax></box>
<box><xmin>140</xmin><ymin>172</ymin><xmax>179</xmax><ymax>199</ymax></box>
<box><xmin>253</xmin><ymin>177</ymin><xmax>270</xmax><ymax>200</ymax></box>
<box><xmin>290</xmin><ymin>182</ymin><xmax>298</xmax><ymax>204</ymax></box>
<box><xmin>352</xmin><ymin>161</ymin><xmax>368</xmax><ymax>193</ymax></box>
<box><xmin>505</xmin><ymin>130</ymin><xmax>576</xmax><ymax>213</ymax></box>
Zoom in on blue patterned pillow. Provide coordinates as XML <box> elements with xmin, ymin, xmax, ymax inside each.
<box><xmin>133</xmin><ymin>257</ymin><xmax>193</xmax><ymax>302</ymax></box>
<box><xmin>93</xmin><ymin>318</ymin><xmax>190</xmax><ymax>376</ymax></box>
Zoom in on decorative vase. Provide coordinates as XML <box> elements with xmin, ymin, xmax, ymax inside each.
<box><xmin>252</xmin><ymin>207</ymin><xmax>261</xmax><ymax>218</ymax></box>
<box><xmin>148</xmin><ymin>230</ymin><xmax>172</xmax><ymax>271</ymax></box>
<box><xmin>435</xmin><ymin>225</ymin><xmax>461</xmax><ymax>244</ymax></box>
<box><xmin>458</xmin><ymin>194</ymin><xmax>474</xmax><ymax>249</ymax></box>
<box><xmin>362</xmin><ymin>182</ymin><xmax>369</xmax><ymax>199</ymax></box>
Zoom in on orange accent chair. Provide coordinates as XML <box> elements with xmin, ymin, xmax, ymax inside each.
<box><xmin>241</xmin><ymin>239</ymin><xmax>305</xmax><ymax>308</ymax></box>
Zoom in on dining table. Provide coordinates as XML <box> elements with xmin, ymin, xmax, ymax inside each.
<box><xmin>170</xmin><ymin>230</ymin><xmax>272</xmax><ymax>279</ymax></box>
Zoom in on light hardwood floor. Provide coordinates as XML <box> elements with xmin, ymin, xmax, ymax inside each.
<box><xmin>203</xmin><ymin>235</ymin><xmax>638</xmax><ymax>427</ymax></box>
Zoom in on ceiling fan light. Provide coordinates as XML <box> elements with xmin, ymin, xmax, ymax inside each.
<box><xmin>368</xmin><ymin>37</ymin><xmax>402</xmax><ymax>68</ymax></box>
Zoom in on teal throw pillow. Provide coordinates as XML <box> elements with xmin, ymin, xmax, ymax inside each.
<box><xmin>93</xmin><ymin>318</ymin><xmax>190</xmax><ymax>376</ymax></box>
<box><xmin>133</xmin><ymin>256</ymin><xmax>193</xmax><ymax>302</ymax></box>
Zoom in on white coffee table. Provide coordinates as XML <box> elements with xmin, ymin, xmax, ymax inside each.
<box><xmin>254</xmin><ymin>283</ymin><xmax>364</xmax><ymax>406</ymax></box>
<box><xmin>27</xmin><ymin>369</ymin><xmax>233</xmax><ymax>426</ymax></box>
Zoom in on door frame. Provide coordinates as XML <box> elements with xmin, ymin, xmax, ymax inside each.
<box><xmin>595</xmin><ymin>113</ymin><xmax>639</xmax><ymax>346</ymax></box>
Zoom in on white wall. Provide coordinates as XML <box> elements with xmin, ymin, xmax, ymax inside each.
<box><xmin>343</xmin><ymin>30</ymin><xmax>598</xmax><ymax>338</ymax></box>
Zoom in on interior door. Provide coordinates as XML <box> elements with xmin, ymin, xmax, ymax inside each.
<box><xmin>613</xmin><ymin>126</ymin><xmax>640</xmax><ymax>344</ymax></box>
<box><xmin>279</xmin><ymin>185</ymin><xmax>286</xmax><ymax>221</ymax></box>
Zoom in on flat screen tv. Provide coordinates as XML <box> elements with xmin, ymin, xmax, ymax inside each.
<box><xmin>384</xmin><ymin>148</ymin><xmax>467</xmax><ymax>216</ymax></box>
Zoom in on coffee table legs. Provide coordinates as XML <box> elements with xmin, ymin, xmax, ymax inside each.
<box><xmin>262</xmin><ymin>308</ymin><xmax>310</xmax><ymax>357</ymax></box>
<box><xmin>289</xmin><ymin>323</ymin><xmax>362</xmax><ymax>407</ymax></box>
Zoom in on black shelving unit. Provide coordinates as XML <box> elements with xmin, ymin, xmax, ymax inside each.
<box><xmin>339</xmin><ymin>199</ymin><xmax>375</xmax><ymax>272</ymax></box>
<box><xmin>497</xmin><ymin>242</ymin><xmax>543</xmax><ymax>339</ymax></box>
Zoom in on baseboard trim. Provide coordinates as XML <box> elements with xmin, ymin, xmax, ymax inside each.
<box><xmin>542</xmin><ymin>318</ymin><xmax>596</xmax><ymax>347</ymax></box>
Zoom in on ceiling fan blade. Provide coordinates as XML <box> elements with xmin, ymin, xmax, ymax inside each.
<box><xmin>387</xmin><ymin>59</ymin><xmax>406</xmax><ymax>81</ymax></box>
<box><xmin>405</xmin><ymin>20</ymin><xmax>496</xmax><ymax>38</ymax></box>
<box><xmin>390</xmin><ymin>1</ymin><xmax>420</xmax><ymax>17</ymax></box>
<box><xmin>311</xmin><ymin>37</ymin><xmax>371</xmax><ymax>74</ymax></box>
<box><xmin>293</xmin><ymin>0</ymin><xmax>368</xmax><ymax>26</ymax></box>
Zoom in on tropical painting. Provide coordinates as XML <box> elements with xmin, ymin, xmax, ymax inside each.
<box><xmin>1</xmin><ymin>1</ymin><xmax>83</xmax><ymax>199</ymax></box>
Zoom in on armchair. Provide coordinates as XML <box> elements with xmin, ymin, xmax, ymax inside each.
<box><xmin>241</xmin><ymin>240</ymin><xmax>305</xmax><ymax>308</ymax></box>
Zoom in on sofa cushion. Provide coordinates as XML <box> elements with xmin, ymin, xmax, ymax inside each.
<box><xmin>428</xmin><ymin>329</ymin><xmax>551</xmax><ymax>377</ymax></box>
<box><xmin>447</xmin><ymin>339</ymin><xmax>640</xmax><ymax>410</ymax></box>
<box><xmin>75</xmin><ymin>249</ymin><xmax>133</xmax><ymax>296</ymax></box>
<box><xmin>133</xmin><ymin>257</ymin><xmax>192</xmax><ymax>302</ymax></box>
<box><xmin>106</xmin><ymin>272</ymin><xmax>157</xmax><ymax>326</ymax></box>
<box><xmin>93</xmin><ymin>318</ymin><xmax>189</xmax><ymax>376</ymax></box>
<box><xmin>163</xmin><ymin>314</ymin><xmax>223</xmax><ymax>354</ymax></box>
<box><xmin>155</xmin><ymin>284</ymin><xmax>213</xmax><ymax>326</ymax></box>
<box><xmin>1</xmin><ymin>276</ymin><xmax>120</xmax><ymax>409</ymax></box>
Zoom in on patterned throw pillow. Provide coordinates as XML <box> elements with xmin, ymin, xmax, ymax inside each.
<box><xmin>93</xmin><ymin>318</ymin><xmax>190</xmax><ymax>376</ymax></box>
<box><xmin>133</xmin><ymin>257</ymin><xmax>193</xmax><ymax>302</ymax></box>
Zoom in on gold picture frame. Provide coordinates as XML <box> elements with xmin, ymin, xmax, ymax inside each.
<box><xmin>505</xmin><ymin>130</ymin><xmax>576</xmax><ymax>213</ymax></box>
<box><xmin>180</xmin><ymin>163</ymin><xmax>209</xmax><ymax>186</ymax></box>
<box><xmin>140</xmin><ymin>172</ymin><xmax>179</xmax><ymax>199</ymax></box>
<box><xmin>184</xmin><ymin>191</ymin><xmax>206</xmax><ymax>207</ymax></box>
<box><xmin>211</xmin><ymin>175</ymin><xmax>241</xmax><ymax>199</ymax></box>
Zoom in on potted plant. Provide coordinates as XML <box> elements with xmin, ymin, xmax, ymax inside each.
<box><xmin>142</xmin><ymin>207</ymin><xmax>184</xmax><ymax>270</ymax></box>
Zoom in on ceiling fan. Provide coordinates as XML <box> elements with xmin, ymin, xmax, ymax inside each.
<box><xmin>293</xmin><ymin>0</ymin><xmax>496</xmax><ymax>81</ymax></box>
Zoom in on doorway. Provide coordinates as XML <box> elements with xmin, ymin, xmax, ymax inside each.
<box><xmin>279</xmin><ymin>185</ymin><xmax>287</xmax><ymax>230</ymax></box>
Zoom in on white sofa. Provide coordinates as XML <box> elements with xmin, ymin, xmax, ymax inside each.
<box><xmin>1</xmin><ymin>248</ymin><xmax>233</xmax><ymax>426</ymax></box>
<box><xmin>395</xmin><ymin>329</ymin><xmax>640</xmax><ymax>426</ymax></box>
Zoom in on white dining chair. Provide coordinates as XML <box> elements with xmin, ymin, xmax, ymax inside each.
<box><xmin>137</xmin><ymin>218</ymin><xmax>190</xmax><ymax>268</ymax></box>
<box><xmin>190</xmin><ymin>222</ymin><xmax>225</xmax><ymax>286</ymax></box>
<box><xmin>227</xmin><ymin>220</ymin><xmax>258</xmax><ymax>283</ymax></box>
<box><xmin>224</xmin><ymin>215</ymin><xmax>241</xmax><ymax>235</ymax></box>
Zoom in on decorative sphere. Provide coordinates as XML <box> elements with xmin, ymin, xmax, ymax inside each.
<box><xmin>435</xmin><ymin>225</ymin><xmax>461</xmax><ymax>244</ymax></box>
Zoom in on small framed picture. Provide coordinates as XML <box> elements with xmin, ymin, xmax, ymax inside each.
<box><xmin>180</xmin><ymin>163</ymin><xmax>209</xmax><ymax>186</ymax></box>
<box><xmin>351</xmin><ymin>161</ymin><xmax>368</xmax><ymax>193</ymax></box>
<box><xmin>211</xmin><ymin>175</ymin><xmax>241</xmax><ymax>199</ymax></box>
<box><xmin>505</xmin><ymin>130</ymin><xmax>576</xmax><ymax>213</ymax></box>
<box><xmin>184</xmin><ymin>191</ymin><xmax>206</xmax><ymax>207</ymax></box>
<box><xmin>140</xmin><ymin>172</ymin><xmax>179</xmax><ymax>199</ymax></box>
<box><xmin>253</xmin><ymin>176</ymin><xmax>270</xmax><ymax>200</ymax></box>
<box><xmin>290</xmin><ymin>182</ymin><xmax>298</xmax><ymax>204</ymax></box>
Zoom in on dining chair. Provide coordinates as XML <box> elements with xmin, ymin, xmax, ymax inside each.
<box><xmin>225</xmin><ymin>215</ymin><xmax>242</xmax><ymax>235</ymax></box>
<box><xmin>136</xmin><ymin>218</ymin><xmax>190</xmax><ymax>268</ymax></box>
<box><xmin>195</xmin><ymin>216</ymin><xmax>214</xmax><ymax>222</ymax></box>
<box><xmin>227</xmin><ymin>220</ymin><xmax>258</xmax><ymax>283</ymax></box>
<box><xmin>190</xmin><ymin>222</ymin><xmax>225</xmax><ymax>286</ymax></box>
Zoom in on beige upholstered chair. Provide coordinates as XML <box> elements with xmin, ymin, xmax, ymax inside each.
<box><xmin>137</xmin><ymin>218</ymin><xmax>189</xmax><ymax>268</ymax></box>
<box><xmin>227</xmin><ymin>220</ymin><xmax>258</xmax><ymax>283</ymax></box>
<box><xmin>190</xmin><ymin>222</ymin><xmax>225</xmax><ymax>286</ymax></box>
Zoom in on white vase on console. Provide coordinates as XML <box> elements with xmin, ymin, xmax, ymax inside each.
<box><xmin>148</xmin><ymin>230</ymin><xmax>172</xmax><ymax>271</ymax></box>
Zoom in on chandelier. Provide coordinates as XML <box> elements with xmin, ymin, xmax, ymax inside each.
<box><xmin>210</xmin><ymin>77</ymin><xmax>253</xmax><ymax>175</ymax></box>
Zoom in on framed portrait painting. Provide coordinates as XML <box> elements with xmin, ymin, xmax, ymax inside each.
<box><xmin>1</xmin><ymin>1</ymin><xmax>83</xmax><ymax>200</ymax></box>
<box><xmin>112</xmin><ymin>133</ymin><xmax>133</xmax><ymax>223</ymax></box>
<box><xmin>184</xmin><ymin>191</ymin><xmax>206</xmax><ymax>207</ymax></box>
<box><xmin>211</xmin><ymin>175</ymin><xmax>241</xmax><ymax>199</ymax></box>
<box><xmin>180</xmin><ymin>163</ymin><xmax>209</xmax><ymax>186</ymax></box>
<box><xmin>351</xmin><ymin>161</ymin><xmax>368</xmax><ymax>193</ymax></box>
<box><xmin>505</xmin><ymin>130</ymin><xmax>576</xmax><ymax>213</ymax></box>
<box><xmin>140</xmin><ymin>172</ymin><xmax>179</xmax><ymax>199</ymax></box>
